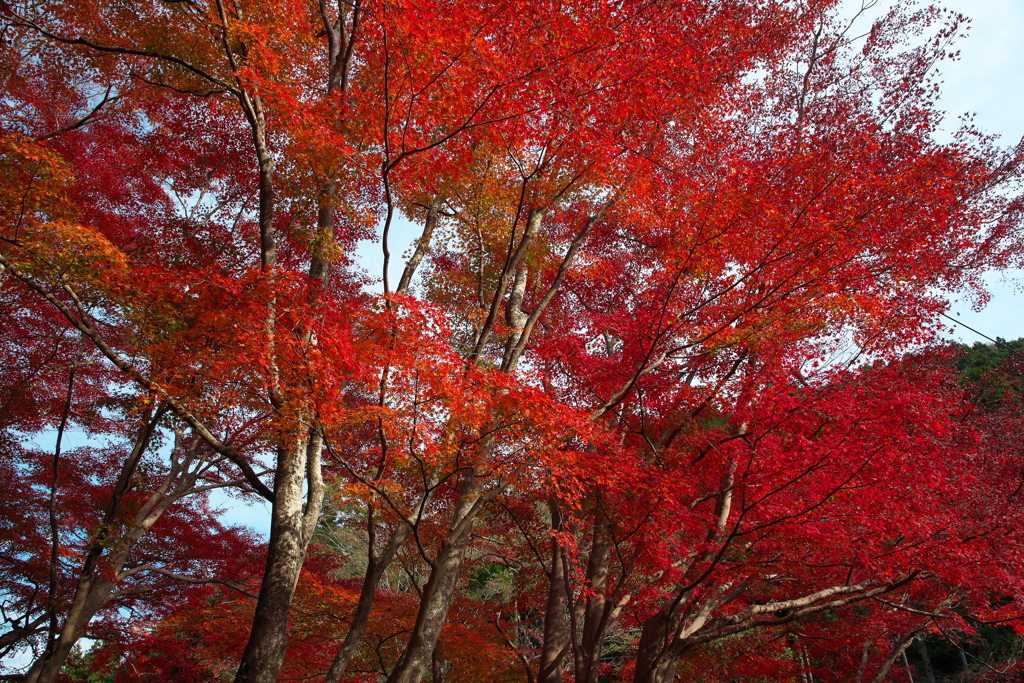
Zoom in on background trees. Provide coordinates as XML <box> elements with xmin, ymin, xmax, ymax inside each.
<box><xmin>1</xmin><ymin>0</ymin><xmax>1023</xmax><ymax>681</ymax></box>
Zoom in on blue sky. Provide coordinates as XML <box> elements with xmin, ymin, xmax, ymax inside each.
<box><xmin>833</xmin><ymin>0</ymin><xmax>1024</xmax><ymax>343</ymax></box>
<box><xmin>923</xmin><ymin>0</ymin><xmax>1024</xmax><ymax>343</ymax></box>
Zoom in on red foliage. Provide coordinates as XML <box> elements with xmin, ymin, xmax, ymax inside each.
<box><xmin>2</xmin><ymin>0</ymin><xmax>1024</xmax><ymax>681</ymax></box>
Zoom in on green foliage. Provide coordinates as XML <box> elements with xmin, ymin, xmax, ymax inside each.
<box><xmin>955</xmin><ymin>338</ymin><xmax>1024</xmax><ymax>410</ymax></box>
<box><xmin>467</xmin><ymin>562</ymin><xmax>514</xmax><ymax>599</ymax></box>
<box><xmin>62</xmin><ymin>644</ymin><xmax>117</xmax><ymax>683</ymax></box>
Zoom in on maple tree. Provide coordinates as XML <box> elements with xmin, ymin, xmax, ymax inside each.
<box><xmin>2</xmin><ymin>0</ymin><xmax>1024</xmax><ymax>681</ymax></box>
<box><xmin>0</xmin><ymin>291</ymin><xmax>263</xmax><ymax>679</ymax></box>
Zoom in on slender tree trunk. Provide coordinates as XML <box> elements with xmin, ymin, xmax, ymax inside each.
<box><xmin>27</xmin><ymin>499</ymin><xmax>184</xmax><ymax>682</ymax></box>
<box><xmin>25</xmin><ymin>408</ymin><xmax>167</xmax><ymax>683</ymax></box>
<box><xmin>539</xmin><ymin>502</ymin><xmax>569</xmax><ymax>683</ymax></box>
<box><xmin>311</xmin><ymin>180</ymin><xmax>335</xmax><ymax>285</ymax></box>
<box><xmin>577</xmin><ymin>513</ymin><xmax>612</xmax><ymax>683</ymax></box>
<box><xmin>385</xmin><ymin>473</ymin><xmax>502</xmax><ymax>683</ymax></box>
<box><xmin>322</xmin><ymin>523</ymin><xmax>411</xmax><ymax>683</ymax></box>
<box><xmin>901</xmin><ymin>649</ymin><xmax>915</xmax><ymax>683</ymax></box>
<box><xmin>234</xmin><ymin>130</ymin><xmax>330</xmax><ymax>680</ymax></box>
<box><xmin>870</xmin><ymin>632</ymin><xmax>920</xmax><ymax>683</ymax></box>
<box><xmin>24</xmin><ymin>574</ymin><xmax>106</xmax><ymax>683</ymax></box>
<box><xmin>914</xmin><ymin>636</ymin><xmax>936</xmax><ymax>683</ymax></box>
<box><xmin>42</xmin><ymin>362</ymin><xmax>75</xmax><ymax>670</ymax></box>
<box><xmin>799</xmin><ymin>645</ymin><xmax>814</xmax><ymax>683</ymax></box>
<box><xmin>397</xmin><ymin>195</ymin><xmax>441</xmax><ymax>295</ymax></box>
<box><xmin>855</xmin><ymin>639</ymin><xmax>874</xmax><ymax>683</ymax></box>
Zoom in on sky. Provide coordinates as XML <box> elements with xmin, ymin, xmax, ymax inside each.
<box><xmin>878</xmin><ymin>0</ymin><xmax>1024</xmax><ymax>344</ymax></box>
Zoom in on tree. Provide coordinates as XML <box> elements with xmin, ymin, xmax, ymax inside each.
<box><xmin>0</xmin><ymin>30</ymin><xmax>270</xmax><ymax>680</ymax></box>
<box><xmin>2</xmin><ymin>0</ymin><xmax>1023</xmax><ymax>681</ymax></box>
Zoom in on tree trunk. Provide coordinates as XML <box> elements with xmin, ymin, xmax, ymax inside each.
<box><xmin>915</xmin><ymin>636</ymin><xmax>936</xmax><ymax>683</ymax></box>
<box><xmin>24</xmin><ymin>573</ymin><xmax>111</xmax><ymax>683</ymax></box>
<box><xmin>633</xmin><ymin>608</ymin><xmax>680</xmax><ymax>683</ymax></box>
<box><xmin>577</xmin><ymin>513</ymin><xmax>612</xmax><ymax>683</ymax></box>
<box><xmin>27</xmin><ymin>490</ymin><xmax>184</xmax><ymax>683</ymax></box>
<box><xmin>310</xmin><ymin>180</ymin><xmax>335</xmax><ymax>285</ymax></box>
<box><xmin>25</xmin><ymin>408</ymin><xmax>169</xmax><ymax>683</ymax></box>
<box><xmin>384</xmin><ymin>473</ymin><xmax>502</xmax><ymax>683</ymax></box>
<box><xmin>900</xmin><ymin>649</ymin><xmax>915</xmax><ymax>683</ymax></box>
<box><xmin>234</xmin><ymin>136</ymin><xmax>329</xmax><ymax>680</ymax></box>
<box><xmin>322</xmin><ymin>523</ymin><xmax>411</xmax><ymax>683</ymax></box>
<box><xmin>234</xmin><ymin>435</ymin><xmax>314</xmax><ymax>683</ymax></box>
<box><xmin>397</xmin><ymin>196</ymin><xmax>441</xmax><ymax>295</ymax></box>
<box><xmin>538</xmin><ymin>502</ymin><xmax>569</xmax><ymax>683</ymax></box>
